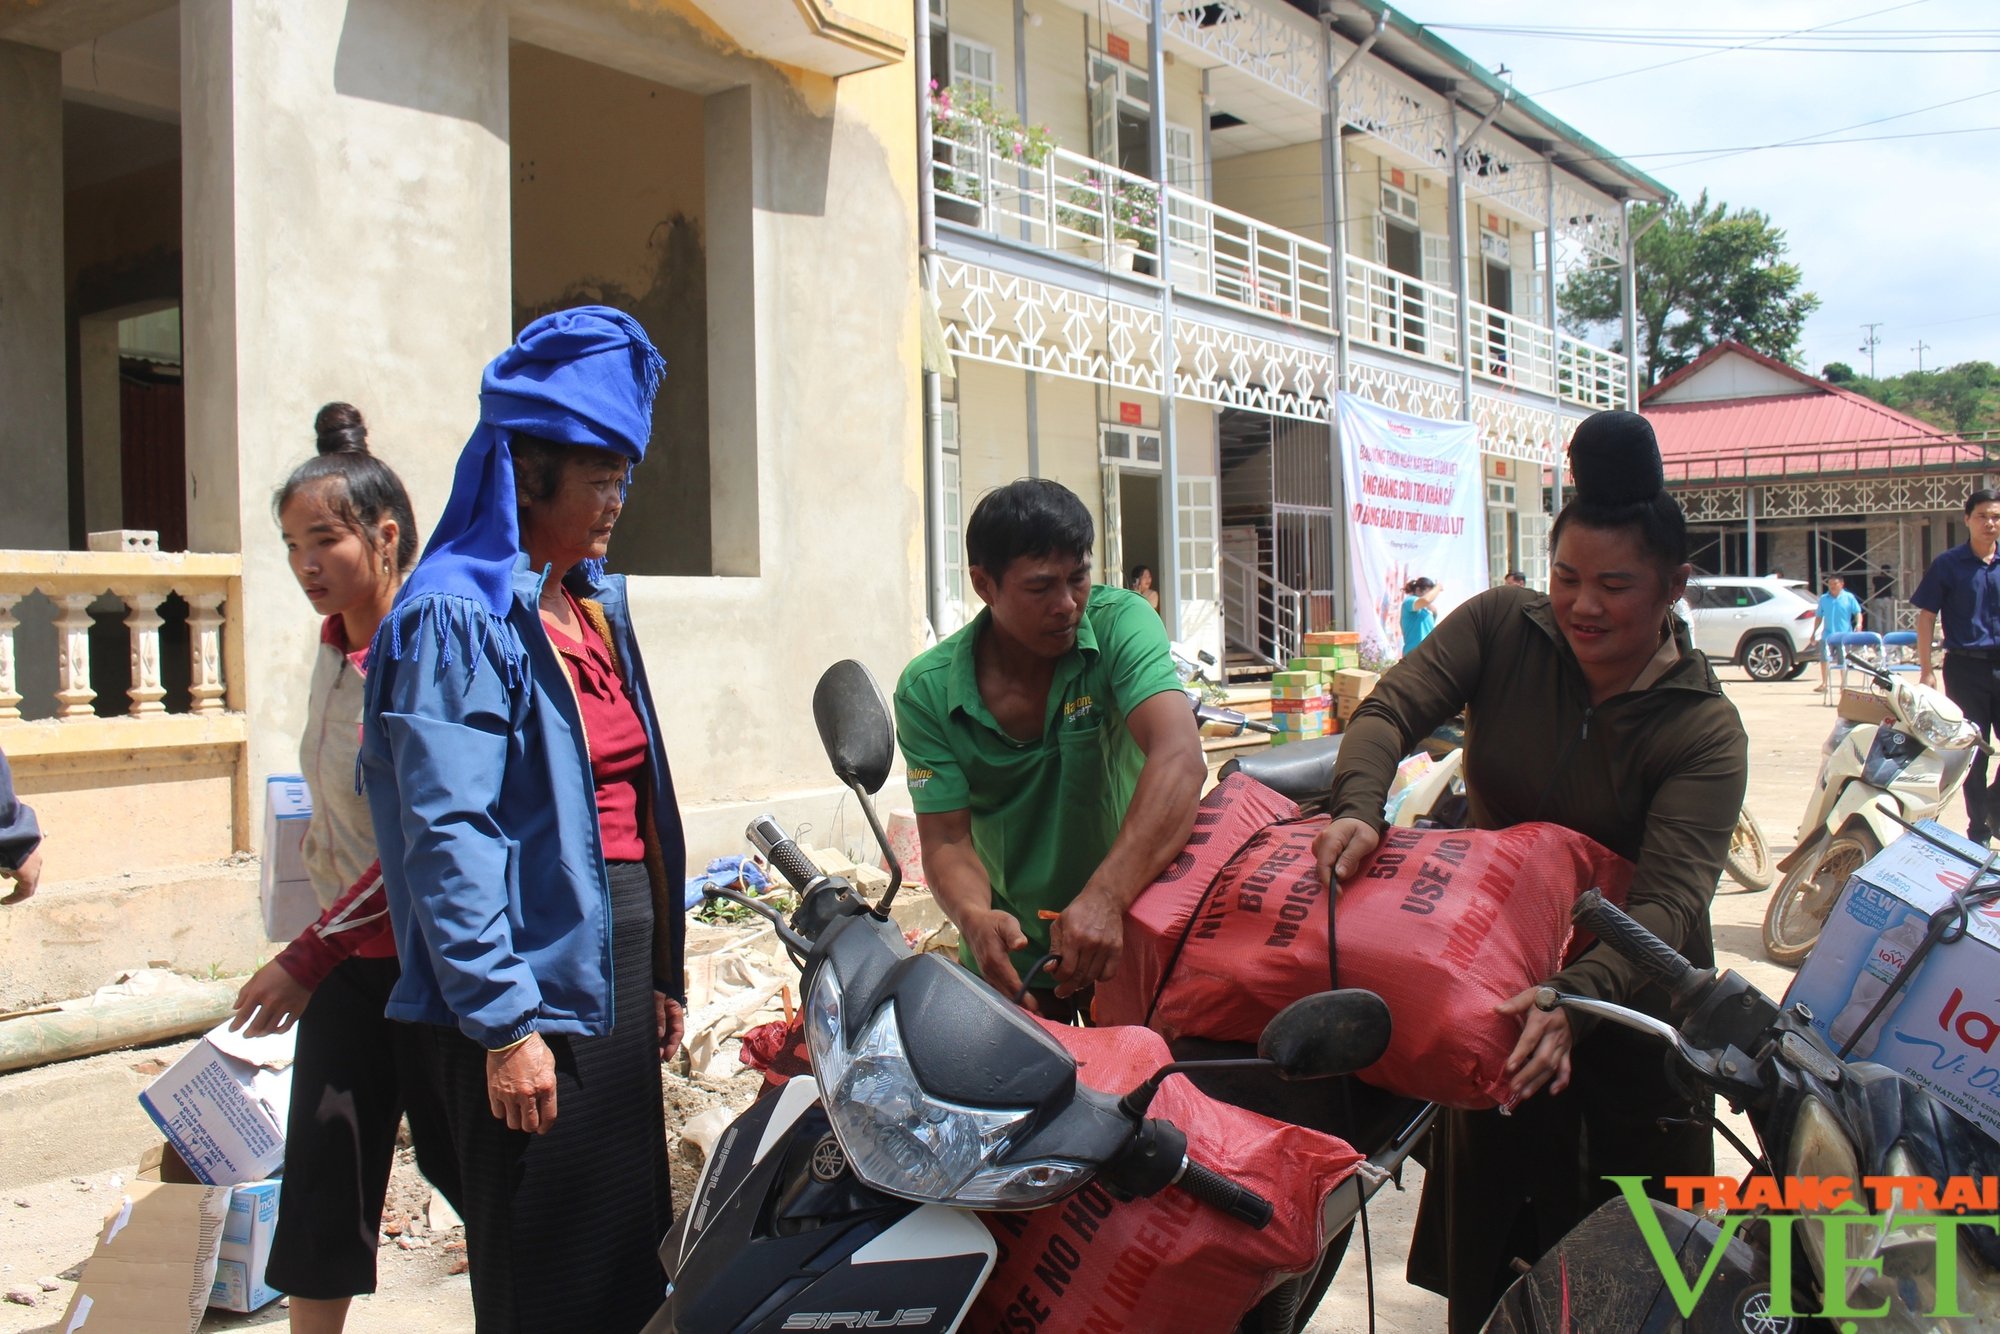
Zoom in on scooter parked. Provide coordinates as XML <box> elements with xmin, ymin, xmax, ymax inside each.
<box><xmin>1486</xmin><ymin>889</ymin><xmax>2000</xmax><ymax>1331</ymax></box>
<box><xmin>647</xmin><ymin>662</ymin><xmax>1421</xmax><ymax>1334</ymax></box>
<box><xmin>1763</xmin><ymin>664</ymin><xmax>1983</xmax><ymax>965</ymax></box>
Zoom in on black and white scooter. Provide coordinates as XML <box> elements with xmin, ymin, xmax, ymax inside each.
<box><xmin>645</xmin><ymin>661</ymin><xmax>1429</xmax><ymax>1334</ymax></box>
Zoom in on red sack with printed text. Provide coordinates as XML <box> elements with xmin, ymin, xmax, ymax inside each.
<box><xmin>963</xmin><ymin>1019</ymin><xmax>1362</xmax><ymax>1334</ymax></box>
<box><xmin>1096</xmin><ymin>775</ymin><xmax>1633</xmax><ymax>1109</ymax></box>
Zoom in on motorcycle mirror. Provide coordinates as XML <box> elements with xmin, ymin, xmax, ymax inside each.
<box><xmin>1257</xmin><ymin>990</ymin><xmax>1393</xmax><ymax>1080</ymax></box>
<box><xmin>813</xmin><ymin>660</ymin><xmax>896</xmax><ymax>796</ymax></box>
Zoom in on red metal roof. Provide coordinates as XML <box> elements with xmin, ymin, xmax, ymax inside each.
<box><xmin>1639</xmin><ymin>341</ymin><xmax>1977</xmax><ymax>483</ymax></box>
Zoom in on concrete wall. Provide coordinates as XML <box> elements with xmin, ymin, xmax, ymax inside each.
<box><xmin>181</xmin><ymin>0</ymin><xmax>514</xmax><ymax>798</ymax></box>
<box><xmin>0</xmin><ymin>40</ymin><xmax>69</xmax><ymax>549</ymax></box>
<box><xmin>1213</xmin><ymin>139</ymin><xmax>1323</xmax><ymax>239</ymax></box>
<box><xmin>509</xmin><ymin>41</ymin><xmax>713</xmax><ymax>576</ymax></box>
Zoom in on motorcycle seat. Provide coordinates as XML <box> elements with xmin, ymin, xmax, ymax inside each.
<box><xmin>1219</xmin><ymin>735</ymin><xmax>1343</xmax><ymax>801</ymax></box>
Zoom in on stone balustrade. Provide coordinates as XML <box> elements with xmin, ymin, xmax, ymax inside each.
<box><xmin>0</xmin><ymin>550</ymin><xmax>243</xmax><ymax>736</ymax></box>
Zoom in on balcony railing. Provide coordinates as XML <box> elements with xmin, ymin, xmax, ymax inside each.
<box><xmin>930</xmin><ymin>133</ymin><xmax>1629</xmax><ymax>410</ymax></box>
<box><xmin>0</xmin><ymin>551</ymin><xmax>243</xmax><ymax>739</ymax></box>
<box><xmin>1469</xmin><ymin>300</ymin><xmax>1556</xmax><ymax>397</ymax></box>
<box><xmin>1559</xmin><ymin>334</ymin><xmax>1626</xmax><ymax>412</ymax></box>
<box><xmin>1344</xmin><ymin>256</ymin><xmax>1457</xmax><ymax>367</ymax></box>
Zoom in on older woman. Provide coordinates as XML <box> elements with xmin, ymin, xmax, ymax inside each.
<box><xmin>362</xmin><ymin>307</ymin><xmax>686</xmax><ymax>1333</ymax></box>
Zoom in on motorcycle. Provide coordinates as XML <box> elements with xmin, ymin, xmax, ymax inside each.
<box><xmin>1763</xmin><ymin>664</ymin><xmax>1983</xmax><ymax>966</ymax></box>
<box><xmin>1486</xmin><ymin>888</ymin><xmax>2000</xmax><ymax>1331</ymax></box>
<box><xmin>647</xmin><ymin>661</ymin><xmax>1428</xmax><ymax>1334</ymax></box>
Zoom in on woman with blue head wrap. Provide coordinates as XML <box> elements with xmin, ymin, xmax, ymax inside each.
<box><xmin>361</xmin><ymin>306</ymin><xmax>687</xmax><ymax>1333</ymax></box>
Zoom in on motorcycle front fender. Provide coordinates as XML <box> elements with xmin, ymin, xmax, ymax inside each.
<box><xmin>1776</xmin><ymin>781</ymin><xmax>1897</xmax><ymax>876</ymax></box>
<box><xmin>1482</xmin><ymin>1198</ymin><xmax>1790</xmax><ymax>1334</ymax></box>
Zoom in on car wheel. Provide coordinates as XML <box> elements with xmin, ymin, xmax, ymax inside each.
<box><xmin>1784</xmin><ymin>660</ymin><xmax>1810</xmax><ymax>681</ymax></box>
<box><xmin>1742</xmin><ymin>635</ymin><xmax>1794</xmax><ymax>682</ymax></box>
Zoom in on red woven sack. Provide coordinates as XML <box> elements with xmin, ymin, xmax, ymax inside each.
<box><xmin>1100</xmin><ymin>776</ymin><xmax>1633</xmax><ymax>1109</ymax></box>
<box><xmin>964</xmin><ymin>1019</ymin><xmax>1362</xmax><ymax>1333</ymax></box>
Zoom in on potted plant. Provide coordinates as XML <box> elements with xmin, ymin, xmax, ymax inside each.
<box><xmin>927</xmin><ymin>82</ymin><xmax>1054</xmax><ymax>229</ymax></box>
<box><xmin>1057</xmin><ymin>175</ymin><xmax>1159</xmax><ymax>272</ymax></box>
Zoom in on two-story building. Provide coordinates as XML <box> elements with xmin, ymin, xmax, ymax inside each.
<box><xmin>918</xmin><ymin>0</ymin><xmax>1664</xmax><ymax>667</ymax></box>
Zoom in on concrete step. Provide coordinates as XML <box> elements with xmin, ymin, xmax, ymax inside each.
<box><xmin>0</xmin><ymin>859</ymin><xmax>270</xmax><ymax>1012</ymax></box>
<box><xmin>0</xmin><ymin>1034</ymin><xmax>199</xmax><ymax>1191</ymax></box>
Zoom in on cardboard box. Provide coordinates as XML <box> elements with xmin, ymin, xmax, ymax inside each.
<box><xmin>1783</xmin><ymin>822</ymin><xmax>2000</xmax><ymax>1143</ymax></box>
<box><xmin>261</xmin><ymin>775</ymin><xmax>316</xmax><ymax>942</ymax></box>
<box><xmin>210</xmin><ymin>1179</ymin><xmax>282</xmax><ymax>1313</ymax></box>
<box><xmin>1837</xmin><ymin>689</ymin><xmax>1894</xmax><ymax>725</ymax></box>
<box><xmin>58</xmin><ymin>1180</ymin><xmax>232</xmax><ymax>1334</ymax></box>
<box><xmin>1270</xmin><ymin>683</ymin><xmax>1329</xmax><ymax>702</ymax></box>
<box><xmin>139</xmin><ymin>1022</ymin><xmax>295</xmax><ymax>1186</ymax></box>
<box><xmin>1302</xmin><ymin>630</ymin><xmax>1360</xmax><ymax>647</ymax></box>
<box><xmin>1269</xmin><ymin>671</ymin><xmax>1318</xmax><ymax>689</ymax></box>
<box><xmin>1332</xmin><ymin>669</ymin><xmax>1379</xmax><ymax>700</ymax></box>
<box><xmin>1337</xmin><ymin>695</ymin><xmax>1363</xmax><ymax>722</ymax></box>
<box><xmin>1269</xmin><ymin>696</ymin><xmax>1330</xmax><ymax>714</ymax></box>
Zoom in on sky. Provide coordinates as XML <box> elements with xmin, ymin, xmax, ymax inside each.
<box><xmin>1397</xmin><ymin>0</ymin><xmax>2000</xmax><ymax>378</ymax></box>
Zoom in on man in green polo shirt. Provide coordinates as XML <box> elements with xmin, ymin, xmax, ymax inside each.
<box><xmin>895</xmin><ymin>479</ymin><xmax>1206</xmax><ymax>1019</ymax></box>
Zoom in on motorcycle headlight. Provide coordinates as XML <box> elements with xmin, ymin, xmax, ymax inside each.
<box><xmin>804</xmin><ymin>969</ymin><xmax>1088</xmax><ymax>1208</ymax></box>
<box><xmin>1786</xmin><ymin>1097</ymin><xmax>1874</xmax><ymax>1304</ymax></box>
<box><xmin>1864</xmin><ymin>1146</ymin><xmax>2000</xmax><ymax>1326</ymax></box>
<box><xmin>1904</xmin><ymin>690</ymin><xmax>1974</xmax><ymax>750</ymax></box>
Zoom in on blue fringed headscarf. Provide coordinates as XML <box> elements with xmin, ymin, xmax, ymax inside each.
<box><xmin>397</xmin><ymin>305</ymin><xmax>666</xmax><ymax>618</ymax></box>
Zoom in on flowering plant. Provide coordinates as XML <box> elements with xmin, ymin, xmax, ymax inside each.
<box><xmin>928</xmin><ymin>81</ymin><xmax>1055</xmax><ymax>205</ymax></box>
<box><xmin>1057</xmin><ymin>174</ymin><xmax>1159</xmax><ymax>247</ymax></box>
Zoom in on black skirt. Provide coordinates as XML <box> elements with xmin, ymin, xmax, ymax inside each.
<box><xmin>265</xmin><ymin>955</ymin><xmax>461</xmax><ymax>1299</ymax></box>
<box><xmin>424</xmin><ymin>861</ymin><xmax>671</xmax><ymax>1333</ymax></box>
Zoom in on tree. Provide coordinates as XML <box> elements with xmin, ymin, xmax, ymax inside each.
<box><xmin>1821</xmin><ymin>361</ymin><xmax>1856</xmax><ymax>384</ymax></box>
<box><xmin>1559</xmin><ymin>190</ymin><xmax>1820</xmax><ymax>389</ymax></box>
<box><xmin>1843</xmin><ymin>361</ymin><xmax>1999</xmax><ymax>437</ymax></box>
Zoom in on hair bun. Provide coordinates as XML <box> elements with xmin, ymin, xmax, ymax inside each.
<box><xmin>1567</xmin><ymin>410</ymin><xmax>1662</xmax><ymax>505</ymax></box>
<box><xmin>314</xmin><ymin>402</ymin><xmax>369</xmax><ymax>456</ymax></box>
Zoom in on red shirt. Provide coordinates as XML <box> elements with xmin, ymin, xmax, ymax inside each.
<box><xmin>546</xmin><ymin>595</ymin><xmax>650</xmax><ymax>862</ymax></box>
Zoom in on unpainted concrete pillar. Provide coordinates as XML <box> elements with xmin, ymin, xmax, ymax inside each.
<box><xmin>180</xmin><ymin>0</ymin><xmax>512</xmax><ymax>805</ymax></box>
<box><xmin>0</xmin><ymin>40</ymin><xmax>68</xmax><ymax>549</ymax></box>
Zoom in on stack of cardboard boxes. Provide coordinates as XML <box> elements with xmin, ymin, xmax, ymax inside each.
<box><xmin>1332</xmin><ymin>668</ymin><xmax>1379</xmax><ymax>726</ymax></box>
<box><xmin>1267</xmin><ymin>669</ymin><xmax>1332</xmax><ymax>745</ymax></box>
<box><xmin>1267</xmin><ymin>632</ymin><xmax>1369</xmax><ymax>745</ymax></box>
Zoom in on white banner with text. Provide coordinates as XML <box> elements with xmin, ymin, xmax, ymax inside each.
<box><xmin>1337</xmin><ymin>393</ymin><xmax>1485</xmax><ymax>657</ymax></box>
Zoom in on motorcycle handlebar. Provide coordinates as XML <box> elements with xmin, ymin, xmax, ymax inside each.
<box><xmin>1178</xmin><ymin>1157</ymin><xmax>1274</xmax><ymax>1230</ymax></box>
<box><xmin>748</xmin><ymin>814</ymin><xmax>828</xmax><ymax>893</ymax></box>
<box><xmin>1572</xmin><ymin>890</ymin><xmax>1707</xmax><ymax>1007</ymax></box>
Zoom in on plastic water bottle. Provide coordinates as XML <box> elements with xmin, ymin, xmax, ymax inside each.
<box><xmin>1828</xmin><ymin>917</ymin><xmax>1928</xmax><ymax>1057</ymax></box>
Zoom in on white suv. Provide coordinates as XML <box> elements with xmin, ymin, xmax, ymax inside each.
<box><xmin>1683</xmin><ymin>577</ymin><xmax>1818</xmax><ymax>682</ymax></box>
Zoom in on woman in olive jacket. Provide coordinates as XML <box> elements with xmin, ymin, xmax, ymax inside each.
<box><xmin>1312</xmin><ymin>410</ymin><xmax>1749</xmax><ymax>1333</ymax></box>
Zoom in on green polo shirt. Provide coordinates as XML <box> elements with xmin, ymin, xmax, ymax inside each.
<box><xmin>894</xmin><ymin>584</ymin><xmax>1184</xmax><ymax>987</ymax></box>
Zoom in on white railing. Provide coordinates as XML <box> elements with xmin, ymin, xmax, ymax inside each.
<box><xmin>1221</xmin><ymin>552</ymin><xmax>1306</xmax><ymax>668</ymax></box>
<box><xmin>0</xmin><ymin>551</ymin><xmax>241</xmax><ymax>727</ymax></box>
<box><xmin>1468</xmin><ymin>300</ymin><xmax>1556</xmax><ymax>397</ymax></box>
<box><xmin>931</xmin><ymin>135</ymin><xmax>1631</xmax><ymax>408</ymax></box>
<box><xmin>933</xmin><ymin>128</ymin><xmax>1162</xmax><ymax>276</ymax></box>
<box><xmin>1344</xmin><ymin>256</ymin><xmax>1458</xmax><ymax>368</ymax></box>
<box><xmin>1167</xmin><ymin>193</ymin><xmax>1333</xmax><ymax>331</ymax></box>
<box><xmin>1559</xmin><ymin>334</ymin><xmax>1626</xmax><ymax>411</ymax></box>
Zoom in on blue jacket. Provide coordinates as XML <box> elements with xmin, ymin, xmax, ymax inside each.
<box><xmin>0</xmin><ymin>748</ymin><xmax>41</xmax><ymax>871</ymax></box>
<box><xmin>361</xmin><ymin>556</ymin><xmax>686</xmax><ymax>1048</ymax></box>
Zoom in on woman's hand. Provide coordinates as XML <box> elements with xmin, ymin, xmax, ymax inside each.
<box><xmin>1498</xmin><ymin>988</ymin><xmax>1573</xmax><ymax>1101</ymax></box>
<box><xmin>1</xmin><ymin>846</ymin><xmax>42</xmax><ymax>904</ymax></box>
<box><xmin>1312</xmin><ymin>818</ymin><xmax>1381</xmax><ymax>889</ymax></box>
<box><xmin>229</xmin><ymin>960</ymin><xmax>311</xmax><ymax>1037</ymax></box>
<box><xmin>488</xmin><ymin>1034</ymin><xmax>558</xmax><ymax>1134</ymax></box>
<box><xmin>657</xmin><ymin>994</ymin><xmax>685</xmax><ymax>1063</ymax></box>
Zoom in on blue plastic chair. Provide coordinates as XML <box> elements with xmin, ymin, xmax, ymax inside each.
<box><xmin>1881</xmin><ymin>630</ymin><xmax>1921</xmax><ymax>674</ymax></box>
<box><xmin>1826</xmin><ymin>630</ymin><xmax>1884</xmax><ymax>699</ymax></box>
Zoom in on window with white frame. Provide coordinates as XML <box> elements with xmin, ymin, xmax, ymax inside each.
<box><xmin>1486</xmin><ymin>477</ymin><xmax>1516</xmax><ymax>587</ymax></box>
<box><xmin>1164</xmin><ymin>124</ymin><xmax>1195</xmax><ymax>190</ymax></box>
<box><xmin>1380</xmin><ymin>182</ymin><xmax>1419</xmax><ymax>228</ymax></box>
<box><xmin>1100</xmin><ymin>424</ymin><xmax>1162</xmax><ymax>468</ymax></box>
<box><xmin>938</xmin><ymin>402</ymin><xmax>969</xmax><ymax>633</ymax></box>
<box><xmin>927</xmin><ymin>0</ymin><xmax>947</xmax><ymax>23</ymax></box>
<box><xmin>949</xmin><ymin>35</ymin><xmax>998</xmax><ymax>103</ymax></box>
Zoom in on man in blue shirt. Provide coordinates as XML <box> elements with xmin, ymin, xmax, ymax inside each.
<box><xmin>1912</xmin><ymin>487</ymin><xmax>2000</xmax><ymax>842</ymax></box>
<box><xmin>1812</xmin><ymin>574</ymin><xmax>1864</xmax><ymax>694</ymax></box>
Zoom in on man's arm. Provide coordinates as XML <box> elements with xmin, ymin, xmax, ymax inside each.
<box><xmin>1049</xmin><ymin>689</ymin><xmax>1205</xmax><ymax>997</ymax></box>
<box><xmin>914</xmin><ymin>808</ymin><xmax>1031</xmax><ymax>998</ymax></box>
<box><xmin>0</xmin><ymin>749</ymin><xmax>43</xmax><ymax>904</ymax></box>
<box><xmin>1918</xmin><ymin>608</ymin><xmax>1940</xmax><ymax>686</ymax></box>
